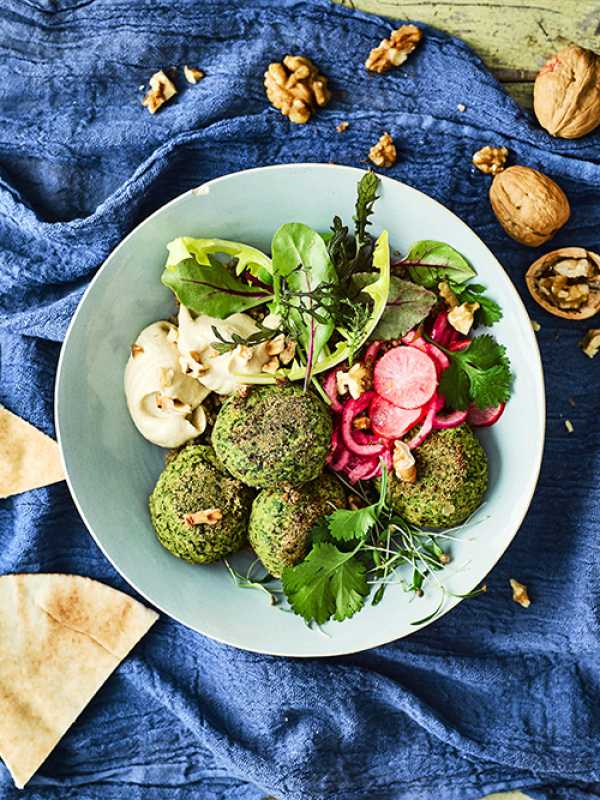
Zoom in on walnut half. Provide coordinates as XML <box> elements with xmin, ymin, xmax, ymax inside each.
<box><xmin>526</xmin><ymin>247</ymin><xmax>600</xmax><ymax>320</ymax></box>
<box><xmin>264</xmin><ymin>55</ymin><xmax>330</xmax><ymax>124</ymax></box>
<box><xmin>365</xmin><ymin>24</ymin><xmax>422</xmax><ymax>74</ymax></box>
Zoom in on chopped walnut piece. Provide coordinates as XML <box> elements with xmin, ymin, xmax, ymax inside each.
<box><xmin>336</xmin><ymin>363</ymin><xmax>370</xmax><ymax>399</ymax></box>
<box><xmin>265</xmin><ymin>334</ymin><xmax>286</xmax><ymax>356</ymax></box>
<box><xmin>336</xmin><ymin>120</ymin><xmax>349</xmax><ymax>133</ymax></box>
<box><xmin>279</xmin><ymin>339</ymin><xmax>296</xmax><ymax>365</ymax></box>
<box><xmin>392</xmin><ymin>441</ymin><xmax>416</xmax><ymax>483</ymax></box>
<box><xmin>237</xmin><ymin>384</ymin><xmax>251</xmax><ymax>398</ymax></box>
<box><xmin>131</xmin><ymin>343</ymin><xmax>144</xmax><ymax>358</ymax></box>
<box><xmin>365</xmin><ymin>24</ymin><xmax>422</xmax><ymax>74</ymax></box>
<box><xmin>262</xmin><ymin>357</ymin><xmax>280</xmax><ymax>374</ymax></box>
<box><xmin>438</xmin><ymin>280</ymin><xmax>459</xmax><ymax>309</ymax></box>
<box><xmin>472</xmin><ymin>145</ymin><xmax>508</xmax><ymax>175</ymax></box>
<box><xmin>368</xmin><ymin>132</ymin><xmax>397</xmax><ymax>168</ymax></box>
<box><xmin>264</xmin><ymin>54</ymin><xmax>330</xmax><ymax>124</ymax></box>
<box><xmin>184</xmin><ymin>65</ymin><xmax>205</xmax><ymax>84</ymax></box>
<box><xmin>509</xmin><ymin>578</ymin><xmax>531</xmax><ymax>608</ymax></box>
<box><xmin>581</xmin><ymin>328</ymin><xmax>600</xmax><ymax>358</ymax></box>
<box><xmin>448</xmin><ymin>302</ymin><xmax>480</xmax><ymax>335</ymax></box>
<box><xmin>565</xmin><ymin>419</ymin><xmax>574</xmax><ymax>434</ymax></box>
<box><xmin>531</xmin><ymin>319</ymin><xmax>541</xmax><ymax>332</ymax></box>
<box><xmin>142</xmin><ymin>70</ymin><xmax>177</xmax><ymax>114</ymax></box>
<box><xmin>353</xmin><ymin>415</ymin><xmax>370</xmax><ymax>430</ymax></box>
<box><xmin>184</xmin><ymin>508</ymin><xmax>222</xmax><ymax>526</ymax></box>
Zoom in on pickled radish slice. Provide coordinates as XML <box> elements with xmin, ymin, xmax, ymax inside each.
<box><xmin>373</xmin><ymin>346</ymin><xmax>438</xmax><ymax>410</ymax></box>
<box><xmin>467</xmin><ymin>402</ymin><xmax>505</xmax><ymax>427</ymax></box>
<box><xmin>406</xmin><ymin>398</ymin><xmax>437</xmax><ymax>450</ymax></box>
<box><xmin>369</xmin><ymin>394</ymin><xmax>423</xmax><ymax>439</ymax></box>
<box><xmin>341</xmin><ymin>393</ymin><xmax>387</xmax><ymax>457</ymax></box>
<box><xmin>432</xmin><ymin>408</ymin><xmax>468</xmax><ymax>430</ymax></box>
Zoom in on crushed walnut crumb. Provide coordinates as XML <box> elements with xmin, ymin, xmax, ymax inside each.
<box><xmin>457</xmin><ymin>103</ymin><xmax>466</xmax><ymax>112</ymax></box>
<box><xmin>262</xmin><ymin>357</ymin><xmax>280</xmax><ymax>374</ymax></box>
<box><xmin>184</xmin><ymin>65</ymin><xmax>205</xmax><ymax>84</ymax></box>
<box><xmin>368</xmin><ymin>132</ymin><xmax>397</xmax><ymax>168</ymax></box>
<box><xmin>142</xmin><ymin>70</ymin><xmax>177</xmax><ymax>114</ymax></box>
<box><xmin>131</xmin><ymin>343</ymin><xmax>144</xmax><ymax>358</ymax></box>
<box><xmin>184</xmin><ymin>508</ymin><xmax>222</xmax><ymax>526</ymax></box>
<box><xmin>509</xmin><ymin>578</ymin><xmax>531</xmax><ymax>608</ymax></box>
<box><xmin>531</xmin><ymin>319</ymin><xmax>541</xmax><ymax>332</ymax></box>
<box><xmin>336</xmin><ymin>120</ymin><xmax>349</xmax><ymax>133</ymax></box>
<box><xmin>365</xmin><ymin>24</ymin><xmax>422</xmax><ymax>74</ymax></box>
<box><xmin>580</xmin><ymin>328</ymin><xmax>600</xmax><ymax>359</ymax></box>
<box><xmin>265</xmin><ymin>334</ymin><xmax>286</xmax><ymax>357</ymax></box>
<box><xmin>279</xmin><ymin>339</ymin><xmax>296</xmax><ymax>365</ymax></box>
<box><xmin>565</xmin><ymin>419</ymin><xmax>574</xmax><ymax>434</ymax></box>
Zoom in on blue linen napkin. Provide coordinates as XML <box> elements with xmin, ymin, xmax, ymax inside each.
<box><xmin>1</xmin><ymin>1</ymin><xmax>600</xmax><ymax>798</ymax></box>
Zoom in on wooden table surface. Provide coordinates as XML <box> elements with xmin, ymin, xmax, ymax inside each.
<box><xmin>343</xmin><ymin>0</ymin><xmax>599</xmax><ymax>107</ymax></box>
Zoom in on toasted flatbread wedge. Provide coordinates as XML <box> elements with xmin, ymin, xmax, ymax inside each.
<box><xmin>0</xmin><ymin>574</ymin><xmax>158</xmax><ymax>788</ymax></box>
<box><xmin>0</xmin><ymin>406</ymin><xmax>65</xmax><ymax>498</ymax></box>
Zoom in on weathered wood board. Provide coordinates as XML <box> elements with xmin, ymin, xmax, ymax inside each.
<box><xmin>340</xmin><ymin>0</ymin><xmax>600</xmax><ymax>106</ymax></box>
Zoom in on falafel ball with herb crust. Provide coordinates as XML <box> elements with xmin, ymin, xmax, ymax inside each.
<box><xmin>149</xmin><ymin>445</ymin><xmax>253</xmax><ymax>564</ymax></box>
<box><xmin>211</xmin><ymin>385</ymin><xmax>333</xmax><ymax>488</ymax></box>
<box><xmin>248</xmin><ymin>472</ymin><xmax>345</xmax><ymax>577</ymax></box>
<box><xmin>386</xmin><ymin>425</ymin><xmax>488</xmax><ymax>528</ymax></box>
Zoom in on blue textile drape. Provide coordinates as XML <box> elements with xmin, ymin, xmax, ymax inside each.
<box><xmin>1</xmin><ymin>2</ymin><xmax>599</xmax><ymax>798</ymax></box>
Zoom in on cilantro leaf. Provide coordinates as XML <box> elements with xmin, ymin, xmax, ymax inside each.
<box><xmin>439</xmin><ymin>334</ymin><xmax>513</xmax><ymax>410</ymax></box>
<box><xmin>328</xmin><ymin>506</ymin><xmax>378</xmax><ymax>542</ymax></box>
<box><xmin>450</xmin><ymin>281</ymin><xmax>503</xmax><ymax>327</ymax></box>
<box><xmin>281</xmin><ymin>542</ymin><xmax>368</xmax><ymax>624</ymax></box>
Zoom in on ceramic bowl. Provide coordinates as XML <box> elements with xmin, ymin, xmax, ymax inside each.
<box><xmin>55</xmin><ymin>164</ymin><xmax>545</xmax><ymax>657</ymax></box>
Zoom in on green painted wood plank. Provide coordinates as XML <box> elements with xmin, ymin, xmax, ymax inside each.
<box><xmin>336</xmin><ymin>0</ymin><xmax>598</xmax><ymax>108</ymax></box>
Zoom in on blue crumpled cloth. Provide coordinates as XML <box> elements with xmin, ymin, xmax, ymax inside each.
<box><xmin>1</xmin><ymin>1</ymin><xmax>600</xmax><ymax>798</ymax></box>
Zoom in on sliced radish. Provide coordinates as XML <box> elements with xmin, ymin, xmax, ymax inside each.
<box><xmin>467</xmin><ymin>402</ymin><xmax>505</xmax><ymax>427</ymax></box>
<box><xmin>370</xmin><ymin>394</ymin><xmax>423</xmax><ymax>439</ymax></box>
<box><xmin>373</xmin><ymin>346</ymin><xmax>438</xmax><ymax>410</ymax></box>
<box><xmin>430</xmin><ymin>311</ymin><xmax>451</xmax><ymax>346</ymax></box>
<box><xmin>433</xmin><ymin>409</ymin><xmax>468</xmax><ymax>430</ymax></box>
<box><xmin>406</xmin><ymin>397</ymin><xmax>438</xmax><ymax>450</ymax></box>
<box><xmin>341</xmin><ymin>393</ymin><xmax>387</xmax><ymax>457</ymax></box>
<box><xmin>424</xmin><ymin>342</ymin><xmax>449</xmax><ymax>375</ymax></box>
<box><xmin>323</xmin><ymin>369</ymin><xmax>343</xmax><ymax>412</ymax></box>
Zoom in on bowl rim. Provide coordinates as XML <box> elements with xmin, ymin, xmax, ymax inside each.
<box><xmin>55</xmin><ymin>163</ymin><xmax>546</xmax><ymax>657</ymax></box>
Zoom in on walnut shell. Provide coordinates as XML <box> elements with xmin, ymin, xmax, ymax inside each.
<box><xmin>534</xmin><ymin>45</ymin><xmax>600</xmax><ymax>139</ymax></box>
<box><xmin>489</xmin><ymin>166</ymin><xmax>570</xmax><ymax>247</ymax></box>
<box><xmin>526</xmin><ymin>247</ymin><xmax>600</xmax><ymax>320</ymax></box>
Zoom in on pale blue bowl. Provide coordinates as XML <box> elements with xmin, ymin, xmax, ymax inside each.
<box><xmin>55</xmin><ymin>164</ymin><xmax>545</xmax><ymax>657</ymax></box>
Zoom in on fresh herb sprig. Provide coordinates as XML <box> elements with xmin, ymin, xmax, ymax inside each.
<box><xmin>281</xmin><ymin>467</ymin><xmax>461</xmax><ymax>625</ymax></box>
<box><xmin>328</xmin><ymin>171</ymin><xmax>379</xmax><ymax>287</ymax></box>
<box><xmin>210</xmin><ymin>322</ymin><xmax>284</xmax><ymax>355</ymax></box>
<box><xmin>436</xmin><ymin>334</ymin><xmax>513</xmax><ymax>410</ymax></box>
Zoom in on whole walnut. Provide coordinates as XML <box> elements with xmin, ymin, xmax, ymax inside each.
<box><xmin>534</xmin><ymin>45</ymin><xmax>600</xmax><ymax>139</ymax></box>
<box><xmin>489</xmin><ymin>166</ymin><xmax>570</xmax><ymax>247</ymax></box>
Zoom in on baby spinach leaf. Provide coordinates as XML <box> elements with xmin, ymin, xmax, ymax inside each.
<box><xmin>353</xmin><ymin>274</ymin><xmax>436</xmax><ymax>339</ymax></box>
<box><xmin>161</xmin><ymin>257</ymin><xmax>272</xmax><ymax>318</ymax></box>
<box><xmin>404</xmin><ymin>240</ymin><xmax>477</xmax><ymax>288</ymax></box>
<box><xmin>271</xmin><ymin>223</ymin><xmax>339</xmax><ymax>380</ymax></box>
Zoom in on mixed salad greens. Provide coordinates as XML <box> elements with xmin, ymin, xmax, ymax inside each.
<box><xmin>130</xmin><ymin>172</ymin><xmax>513</xmax><ymax>627</ymax></box>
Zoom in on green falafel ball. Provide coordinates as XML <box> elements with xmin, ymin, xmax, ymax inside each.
<box><xmin>386</xmin><ymin>425</ymin><xmax>488</xmax><ymax>528</ymax></box>
<box><xmin>248</xmin><ymin>472</ymin><xmax>345</xmax><ymax>577</ymax></box>
<box><xmin>149</xmin><ymin>445</ymin><xmax>253</xmax><ymax>564</ymax></box>
<box><xmin>211</xmin><ymin>385</ymin><xmax>332</xmax><ymax>488</ymax></box>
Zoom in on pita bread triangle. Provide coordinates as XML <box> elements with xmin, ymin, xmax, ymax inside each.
<box><xmin>0</xmin><ymin>406</ymin><xmax>65</xmax><ymax>499</ymax></box>
<box><xmin>0</xmin><ymin>574</ymin><xmax>158</xmax><ymax>788</ymax></box>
